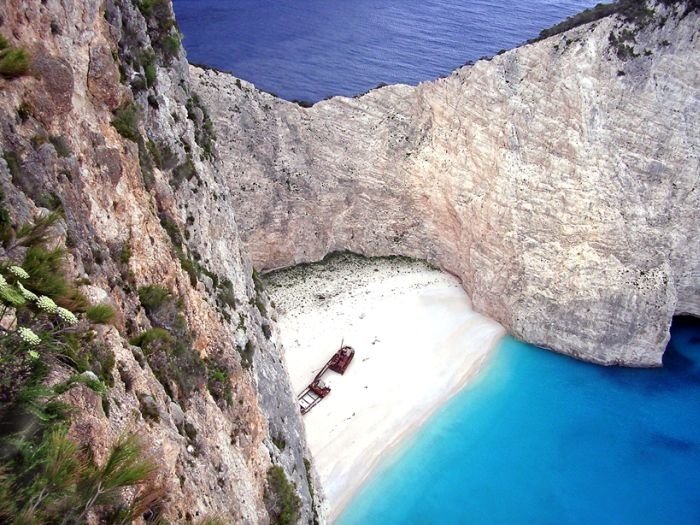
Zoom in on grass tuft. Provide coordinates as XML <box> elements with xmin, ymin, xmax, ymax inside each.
<box><xmin>86</xmin><ymin>304</ymin><xmax>116</xmax><ymax>324</ymax></box>
<box><xmin>137</xmin><ymin>284</ymin><xmax>172</xmax><ymax>311</ymax></box>
<box><xmin>111</xmin><ymin>103</ymin><xmax>140</xmax><ymax>142</ymax></box>
<box><xmin>0</xmin><ymin>48</ymin><xmax>30</xmax><ymax>79</ymax></box>
<box><xmin>265</xmin><ymin>466</ymin><xmax>301</xmax><ymax>525</ymax></box>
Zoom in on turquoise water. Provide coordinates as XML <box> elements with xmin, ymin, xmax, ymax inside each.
<box><xmin>338</xmin><ymin>317</ymin><xmax>700</xmax><ymax>524</ymax></box>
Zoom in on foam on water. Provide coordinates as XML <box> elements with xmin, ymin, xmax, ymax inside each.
<box><xmin>338</xmin><ymin>318</ymin><xmax>700</xmax><ymax>524</ymax></box>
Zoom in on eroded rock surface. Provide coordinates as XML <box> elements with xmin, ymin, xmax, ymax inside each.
<box><xmin>194</xmin><ymin>2</ymin><xmax>700</xmax><ymax>366</ymax></box>
<box><xmin>0</xmin><ymin>0</ymin><xmax>320</xmax><ymax>522</ymax></box>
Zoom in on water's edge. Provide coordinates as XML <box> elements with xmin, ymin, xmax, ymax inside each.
<box><xmin>338</xmin><ymin>318</ymin><xmax>700</xmax><ymax>524</ymax></box>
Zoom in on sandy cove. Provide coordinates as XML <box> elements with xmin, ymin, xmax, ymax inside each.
<box><xmin>265</xmin><ymin>254</ymin><xmax>505</xmax><ymax>521</ymax></box>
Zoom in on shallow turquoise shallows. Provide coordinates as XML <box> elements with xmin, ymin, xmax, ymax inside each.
<box><xmin>337</xmin><ymin>317</ymin><xmax>700</xmax><ymax>525</ymax></box>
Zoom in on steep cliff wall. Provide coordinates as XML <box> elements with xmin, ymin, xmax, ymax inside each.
<box><xmin>194</xmin><ymin>1</ymin><xmax>700</xmax><ymax>366</ymax></box>
<box><xmin>0</xmin><ymin>0</ymin><xmax>319</xmax><ymax>522</ymax></box>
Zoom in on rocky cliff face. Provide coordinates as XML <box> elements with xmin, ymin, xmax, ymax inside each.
<box><xmin>0</xmin><ymin>0</ymin><xmax>319</xmax><ymax>522</ymax></box>
<box><xmin>193</xmin><ymin>1</ymin><xmax>700</xmax><ymax>367</ymax></box>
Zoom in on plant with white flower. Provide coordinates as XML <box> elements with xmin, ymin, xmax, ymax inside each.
<box><xmin>17</xmin><ymin>282</ymin><xmax>38</xmax><ymax>301</ymax></box>
<box><xmin>9</xmin><ymin>266</ymin><xmax>30</xmax><ymax>280</ymax></box>
<box><xmin>56</xmin><ymin>306</ymin><xmax>78</xmax><ymax>326</ymax></box>
<box><xmin>0</xmin><ymin>280</ymin><xmax>25</xmax><ymax>306</ymax></box>
<box><xmin>18</xmin><ymin>326</ymin><xmax>41</xmax><ymax>346</ymax></box>
<box><xmin>36</xmin><ymin>295</ymin><xmax>58</xmax><ymax>314</ymax></box>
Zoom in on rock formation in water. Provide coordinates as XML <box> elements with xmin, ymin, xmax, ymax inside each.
<box><xmin>0</xmin><ymin>0</ymin><xmax>320</xmax><ymax>522</ymax></box>
<box><xmin>193</xmin><ymin>1</ymin><xmax>700</xmax><ymax>367</ymax></box>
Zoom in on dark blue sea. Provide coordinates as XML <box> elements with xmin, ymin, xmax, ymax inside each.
<box><xmin>172</xmin><ymin>2</ymin><xmax>700</xmax><ymax>523</ymax></box>
<box><xmin>173</xmin><ymin>0</ymin><xmax>599</xmax><ymax>102</ymax></box>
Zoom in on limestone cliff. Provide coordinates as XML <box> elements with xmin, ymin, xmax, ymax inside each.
<box><xmin>193</xmin><ymin>1</ymin><xmax>700</xmax><ymax>366</ymax></box>
<box><xmin>0</xmin><ymin>0</ymin><xmax>319</xmax><ymax>522</ymax></box>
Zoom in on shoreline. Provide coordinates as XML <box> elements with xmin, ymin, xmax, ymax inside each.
<box><xmin>265</xmin><ymin>254</ymin><xmax>505</xmax><ymax>521</ymax></box>
<box><xmin>331</xmin><ymin>346</ymin><xmax>499</xmax><ymax>522</ymax></box>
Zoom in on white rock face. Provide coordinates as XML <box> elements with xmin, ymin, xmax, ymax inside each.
<box><xmin>0</xmin><ymin>0</ymin><xmax>320</xmax><ymax>521</ymax></box>
<box><xmin>193</xmin><ymin>4</ymin><xmax>700</xmax><ymax>366</ymax></box>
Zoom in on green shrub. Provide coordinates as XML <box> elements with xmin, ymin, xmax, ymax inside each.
<box><xmin>216</xmin><ymin>278</ymin><xmax>236</xmax><ymax>311</ymax></box>
<box><xmin>36</xmin><ymin>191</ymin><xmax>63</xmax><ymax>211</ymax></box>
<box><xmin>129</xmin><ymin>327</ymin><xmax>173</xmax><ymax>350</ymax></box>
<box><xmin>146</xmin><ymin>139</ymin><xmax>163</xmax><ymax>169</ymax></box>
<box><xmin>186</xmin><ymin>94</ymin><xmax>216</xmax><ymax>159</ymax></box>
<box><xmin>53</xmin><ymin>372</ymin><xmax>106</xmax><ymax>395</ymax></box>
<box><xmin>144</xmin><ymin>62</ymin><xmax>157</xmax><ymax>87</ymax></box>
<box><xmin>179</xmin><ymin>254</ymin><xmax>199</xmax><ymax>287</ymax></box>
<box><xmin>16</xmin><ymin>101</ymin><xmax>32</xmax><ymax>122</ymax></box>
<box><xmin>137</xmin><ymin>284</ymin><xmax>172</xmax><ymax>311</ymax></box>
<box><xmin>31</xmin><ymin>134</ymin><xmax>48</xmax><ymax>148</ymax></box>
<box><xmin>0</xmin><ymin>192</ymin><xmax>11</xmax><ymax>246</ymax></box>
<box><xmin>206</xmin><ymin>363</ymin><xmax>233</xmax><ymax>406</ymax></box>
<box><xmin>155</xmin><ymin>214</ymin><xmax>205</xmax><ymax>287</ymax></box>
<box><xmin>272</xmin><ymin>434</ymin><xmax>286</xmax><ymax>451</ymax></box>
<box><xmin>22</xmin><ymin>246</ymin><xmax>70</xmax><ymax>299</ymax></box>
<box><xmin>0</xmin><ymin>238</ymin><xmax>164</xmax><ymax>520</ymax></box>
<box><xmin>0</xmin><ymin>428</ymin><xmax>160</xmax><ymax>524</ymax></box>
<box><xmin>20</xmin><ymin>243</ymin><xmax>90</xmax><ymax>313</ymax></box>
<box><xmin>265</xmin><ymin>466</ymin><xmax>301</xmax><ymax>525</ymax></box>
<box><xmin>0</xmin><ymin>48</ymin><xmax>30</xmax><ymax>79</ymax></box>
<box><xmin>609</xmin><ymin>28</ymin><xmax>640</xmax><ymax>59</ymax></box>
<box><xmin>262</xmin><ymin>323</ymin><xmax>272</xmax><ymax>339</ymax></box>
<box><xmin>137</xmin><ymin>0</ymin><xmax>170</xmax><ymax>17</ymax></box>
<box><xmin>119</xmin><ymin>244</ymin><xmax>132</xmax><ymax>264</ymax></box>
<box><xmin>531</xmin><ymin>0</ymin><xmax>660</xmax><ymax>44</ymax></box>
<box><xmin>2</xmin><ymin>150</ymin><xmax>23</xmax><ymax>188</ymax></box>
<box><xmin>159</xmin><ymin>214</ymin><xmax>183</xmax><ymax>247</ymax></box>
<box><xmin>14</xmin><ymin>212</ymin><xmax>62</xmax><ymax>249</ymax></box>
<box><xmin>49</xmin><ymin>135</ymin><xmax>71</xmax><ymax>157</ymax></box>
<box><xmin>160</xmin><ymin>33</ymin><xmax>181</xmax><ymax>60</ymax></box>
<box><xmin>133</xmin><ymin>284</ymin><xmax>210</xmax><ymax>402</ymax></box>
<box><xmin>111</xmin><ymin>103</ymin><xmax>140</xmax><ymax>142</ymax></box>
<box><xmin>130</xmin><ymin>326</ymin><xmax>206</xmax><ymax>402</ymax></box>
<box><xmin>304</xmin><ymin>458</ymin><xmax>320</xmax><ymax>525</ymax></box>
<box><xmin>56</xmin><ymin>333</ymin><xmax>115</xmax><ymax>388</ymax></box>
<box><xmin>0</xmin><ymin>223</ymin><xmax>159</xmax><ymax>522</ymax></box>
<box><xmin>86</xmin><ymin>304</ymin><xmax>116</xmax><ymax>324</ymax></box>
<box><xmin>136</xmin><ymin>136</ymin><xmax>155</xmax><ymax>190</ymax></box>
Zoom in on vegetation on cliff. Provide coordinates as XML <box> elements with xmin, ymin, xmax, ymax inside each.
<box><xmin>264</xmin><ymin>466</ymin><xmax>302</xmax><ymax>525</ymax></box>
<box><xmin>532</xmin><ymin>0</ymin><xmax>698</xmax><ymax>43</ymax></box>
<box><xmin>0</xmin><ymin>35</ymin><xmax>30</xmax><ymax>79</ymax></box>
<box><xmin>0</xmin><ymin>213</ymin><xmax>163</xmax><ymax>523</ymax></box>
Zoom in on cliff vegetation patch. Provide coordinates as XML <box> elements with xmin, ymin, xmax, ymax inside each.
<box><xmin>0</xmin><ymin>212</ymin><xmax>164</xmax><ymax>523</ymax></box>
<box><xmin>111</xmin><ymin>102</ymin><xmax>141</xmax><ymax>143</ymax></box>
<box><xmin>533</xmin><ymin>0</ymin><xmax>697</xmax><ymax>44</ymax></box>
<box><xmin>0</xmin><ymin>35</ymin><xmax>30</xmax><ymax>79</ymax></box>
<box><xmin>264</xmin><ymin>466</ymin><xmax>302</xmax><ymax>525</ymax></box>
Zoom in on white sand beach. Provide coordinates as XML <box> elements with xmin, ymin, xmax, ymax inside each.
<box><xmin>265</xmin><ymin>255</ymin><xmax>505</xmax><ymax>520</ymax></box>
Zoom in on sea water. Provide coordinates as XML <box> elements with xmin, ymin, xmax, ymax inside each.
<box><xmin>337</xmin><ymin>318</ymin><xmax>700</xmax><ymax>524</ymax></box>
<box><xmin>171</xmin><ymin>1</ymin><xmax>700</xmax><ymax>522</ymax></box>
<box><xmin>173</xmin><ymin>0</ymin><xmax>598</xmax><ymax>102</ymax></box>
